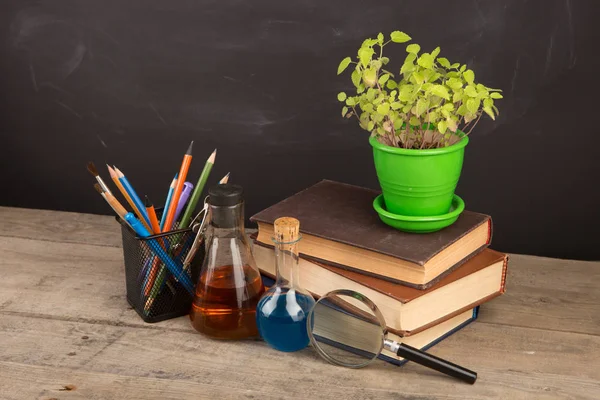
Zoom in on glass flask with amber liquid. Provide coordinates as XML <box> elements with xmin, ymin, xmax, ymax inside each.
<box><xmin>189</xmin><ymin>184</ymin><xmax>265</xmax><ymax>339</ymax></box>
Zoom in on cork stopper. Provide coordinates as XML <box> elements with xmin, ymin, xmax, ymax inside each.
<box><xmin>273</xmin><ymin>217</ymin><xmax>300</xmax><ymax>243</ymax></box>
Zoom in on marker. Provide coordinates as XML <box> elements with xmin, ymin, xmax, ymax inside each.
<box><xmin>174</xmin><ymin>182</ymin><xmax>194</xmax><ymax>224</ymax></box>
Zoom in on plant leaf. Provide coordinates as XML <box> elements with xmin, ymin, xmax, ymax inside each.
<box><xmin>378</xmin><ymin>74</ymin><xmax>390</xmax><ymax>85</ymax></box>
<box><xmin>358</xmin><ymin>48</ymin><xmax>375</xmax><ymax>68</ymax></box>
<box><xmin>363</xmin><ymin>68</ymin><xmax>378</xmax><ymax>87</ymax></box>
<box><xmin>416</xmin><ymin>98</ymin><xmax>430</xmax><ymax>117</ymax></box>
<box><xmin>431</xmin><ymin>46</ymin><xmax>441</xmax><ymax>59</ymax></box>
<box><xmin>463</xmin><ymin>69</ymin><xmax>475</xmax><ymax>84</ymax></box>
<box><xmin>367</xmin><ymin>121</ymin><xmax>375</xmax><ymax>131</ymax></box>
<box><xmin>406</xmin><ymin>44</ymin><xmax>420</xmax><ymax>54</ymax></box>
<box><xmin>391</xmin><ymin>102</ymin><xmax>403</xmax><ymax>110</ymax></box>
<box><xmin>377</xmin><ymin>103</ymin><xmax>390</xmax><ymax>114</ymax></box>
<box><xmin>386</xmin><ymin>80</ymin><xmax>398</xmax><ymax>89</ymax></box>
<box><xmin>342</xmin><ymin>106</ymin><xmax>349</xmax><ymax>116</ymax></box>
<box><xmin>391</xmin><ymin>31</ymin><xmax>411</xmax><ymax>43</ymax></box>
<box><xmin>346</xmin><ymin>97</ymin><xmax>356</xmax><ymax>106</ymax></box>
<box><xmin>490</xmin><ymin>92</ymin><xmax>504</xmax><ymax>99</ymax></box>
<box><xmin>466</xmin><ymin>98</ymin><xmax>480</xmax><ymax>113</ymax></box>
<box><xmin>377</xmin><ymin>32</ymin><xmax>384</xmax><ymax>44</ymax></box>
<box><xmin>464</xmin><ymin>85</ymin><xmax>478</xmax><ymax>97</ymax></box>
<box><xmin>337</xmin><ymin>92</ymin><xmax>347</xmax><ymax>102</ymax></box>
<box><xmin>337</xmin><ymin>57</ymin><xmax>352</xmax><ymax>75</ymax></box>
<box><xmin>483</xmin><ymin>106</ymin><xmax>495</xmax><ymax>120</ymax></box>
<box><xmin>417</xmin><ymin>53</ymin><xmax>434</xmax><ymax>69</ymax></box>
<box><xmin>351</xmin><ymin>70</ymin><xmax>361</xmax><ymax>88</ymax></box>
<box><xmin>429</xmin><ymin>85</ymin><xmax>450</xmax><ymax>100</ymax></box>
<box><xmin>437</xmin><ymin>57</ymin><xmax>451</xmax><ymax>68</ymax></box>
<box><xmin>362</xmin><ymin>38</ymin><xmax>378</xmax><ymax>47</ymax></box>
<box><xmin>438</xmin><ymin>120</ymin><xmax>448</xmax><ymax>134</ymax></box>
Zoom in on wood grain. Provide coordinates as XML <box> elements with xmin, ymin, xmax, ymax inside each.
<box><xmin>1</xmin><ymin>314</ymin><xmax>599</xmax><ymax>400</ymax></box>
<box><xmin>0</xmin><ymin>207</ymin><xmax>599</xmax><ymax>399</ymax></box>
<box><xmin>0</xmin><ymin>206</ymin><xmax>122</xmax><ymax>248</ymax></box>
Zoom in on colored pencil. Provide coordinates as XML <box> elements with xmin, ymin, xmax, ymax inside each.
<box><xmin>179</xmin><ymin>149</ymin><xmax>216</xmax><ymax>229</ymax></box>
<box><xmin>94</xmin><ymin>184</ymin><xmax>128</xmax><ymax>222</ymax></box>
<box><xmin>87</xmin><ymin>162</ymin><xmax>113</xmax><ymax>195</ymax></box>
<box><xmin>159</xmin><ymin>174</ymin><xmax>178</xmax><ymax>231</ymax></box>
<box><xmin>161</xmin><ymin>141</ymin><xmax>194</xmax><ymax>232</ymax></box>
<box><xmin>108</xmin><ymin>165</ymin><xmax>153</xmax><ymax>233</ymax></box>
<box><xmin>125</xmin><ymin>213</ymin><xmax>194</xmax><ymax>294</ymax></box>
<box><xmin>219</xmin><ymin>172</ymin><xmax>230</xmax><ymax>184</ymax></box>
<box><xmin>114</xmin><ymin>167</ymin><xmax>151</xmax><ymax>227</ymax></box>
<box><xmin>145</xmin><ymin>196</ymin><xmax>161</xmax><ymax>235</ymax></box>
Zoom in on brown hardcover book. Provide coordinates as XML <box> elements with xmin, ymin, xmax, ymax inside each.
<box><xmin>250</xmin><ymin>180</ymin><xmax>493</xmax><ymax>289</ymax></box>
<box><xmin>253</xmin><ymin>241</ymin><xmax>508</xmax><ymax>336</ymax></box>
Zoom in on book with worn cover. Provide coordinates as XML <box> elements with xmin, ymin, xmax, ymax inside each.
<box><xmin>254</xmin><ymin>242</ymin><xmax>507</xmax><ymax>335</ymax></box>
<box><xmin>259</xmin><ymin>274</ymin><xmax>479</xmax><ymax>367</ymax></box>
<box><xmin>250</xmin><ymin>179</ymin><xmax>493</xmax><ymax>288</ymax></box>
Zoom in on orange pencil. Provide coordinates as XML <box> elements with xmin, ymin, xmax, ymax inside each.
<box><xmin>144</xmin><ymin>196</ymin><xmax>161</xmax><ymax>234</ymax></box>
<box><xmin>107</xmin><ymin>165</ymin><xmax>153</xmax><ymax>232</ymax></box>
<box><xmin>162</xmin><ymin>141</ymin><xmax>193</xmax><ymax>232</ymax></box>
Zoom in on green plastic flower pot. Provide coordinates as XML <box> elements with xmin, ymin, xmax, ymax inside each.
<box><xmin>370</xmin><ymin>133</ymin><xmax>468</xmax><ymax>217</ymax></box>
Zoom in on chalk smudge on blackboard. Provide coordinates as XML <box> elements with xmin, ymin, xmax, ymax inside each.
<box><xmin>148</xmin><ymin>103</ymin><xmax>167</xmax><ymax>126</ymax></box>
<box><xmin>55</xmin><ymin>100</ymin><xmax>82</xmax><ymax>119</ymax></box>
<box><xmin>29</xmin><ymin>62</ymin><xmax>38</xmax><ymax>92</ymax></box>
<box><xmin>97</xmin><ymin>135</ymin><xmax>108</xmax><ymax>148</ymax></box>
<box><xmin>510</xmin><ymin>57</ymin><xmax>521</xmax><ymax>95</ymax></box>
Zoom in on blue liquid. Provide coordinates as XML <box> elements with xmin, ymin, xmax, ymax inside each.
<box><xmin>256</xmin><ymin>289</ymin><xmax>315</xmax><ymax>352</ymax></box>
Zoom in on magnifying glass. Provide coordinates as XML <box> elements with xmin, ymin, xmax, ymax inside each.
<box><xmin>306</xmin><ymin>289</ymin><xmax>477</xmax><ymax>384</ymax></box>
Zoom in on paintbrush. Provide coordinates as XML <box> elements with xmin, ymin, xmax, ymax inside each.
<box><xmin>87</xmin><ymin>162</ymin><xmax>112</xmax><ymax>195</ymax></box>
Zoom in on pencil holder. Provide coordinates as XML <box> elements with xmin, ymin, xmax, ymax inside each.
<box><xmin>118</xmin><ymin>212</ymin><xmax>204</xmax><ymax>323</ymax></box>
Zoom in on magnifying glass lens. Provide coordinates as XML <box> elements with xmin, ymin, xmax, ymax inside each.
<box><xmin>307</xmin><ymin>289</ymin><xmax>477</xmax><ymax>384</ymax></box>
<box><xmin>307</xmin><ymin>291</ymin><xmax>385</xmax><ymax>368</ymax></box>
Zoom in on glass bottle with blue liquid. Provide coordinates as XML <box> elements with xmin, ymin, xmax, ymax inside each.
<box><xmin>256</xmin><ymin>217</ymin><xmax>315</xmax><ymax>352</ymax></box>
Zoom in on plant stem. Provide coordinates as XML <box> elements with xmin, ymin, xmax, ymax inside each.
<box><xmin>465</xmin><ymin>112</ymin><xmax>482</xmax><ymax>136</ymax></box>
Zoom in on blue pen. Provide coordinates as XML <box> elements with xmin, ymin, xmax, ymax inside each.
<box><xmin>160</xmin><ymin>173</ymin><xmax>179</xmax><ymax>231</ymax></box>
<box><xmin>125</xmin><ymin>213</ymin><xmax>194</xmax><ymax>294</ymax></box>
<box><xmin>114</xmin><ymin>167</ymin><xmax>151</xmax><ymax>227</ymax></box>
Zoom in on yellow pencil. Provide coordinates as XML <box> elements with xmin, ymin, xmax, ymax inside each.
<box><xmin>107</xmin><ymin>165</ymin><xmax>152</xmax><ymax>232</ymax></box>
<box><xmin>219</xmin><ymin>172</ymin><xmax>230</xmax><ymax>184</ymax></box>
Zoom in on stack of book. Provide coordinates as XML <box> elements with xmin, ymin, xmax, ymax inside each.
<box><xmin>250</xmin><ymin>180</ymin><xmax>508</xmax><ymax>366</ymax></box>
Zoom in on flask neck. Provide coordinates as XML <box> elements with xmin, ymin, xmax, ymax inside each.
<box><xmin>274</xmin><ymin>237</ymin><xmax>301</xmax><ymax>288</ymax></box>
<box><xmin>208</xmin><ymin>202</ymin><xmax>245</xmax><ymax>236</ymax></box>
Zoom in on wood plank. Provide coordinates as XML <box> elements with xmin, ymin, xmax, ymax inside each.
<box><xmin>1</xmin><ymin>314</ymin><xmax>599</xmax><ymax>400</ymax></box>
<box><xmin>1</xmin><ymin>233</ymin><xmax>599</xmax><ymax>336</ymax></box>
<box><xmin>477</xmin><ymin>254</ymin><xmax>600</xmax><ymax>335</ymax></box>
<box><xmin>0</xmin><ymin>206</ymin><xmax>122</xmax><ymax>248</ymax></box>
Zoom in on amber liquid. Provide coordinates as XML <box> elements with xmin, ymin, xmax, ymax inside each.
<box><xmin>190</xmin><ymin>264</ymin><xmax>265</xmax><ymax>339</ymax></box>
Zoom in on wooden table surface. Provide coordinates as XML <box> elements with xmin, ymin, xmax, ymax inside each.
<box><xmin>0</xmin><ymin>206</ymin><xmax>599</xmax><ymax>400</ymax></box>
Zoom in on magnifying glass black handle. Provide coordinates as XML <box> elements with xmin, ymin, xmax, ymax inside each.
<box><xmin>396</xmin><ymin>343</ymin><xmax>477</xmax><ymax>384</ymax></box>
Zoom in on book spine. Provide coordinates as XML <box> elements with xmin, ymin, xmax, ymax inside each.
<box><xmin>500</xmin><ymin>254</ymin><xmax>509</xmax><ymax>293</ymax></box>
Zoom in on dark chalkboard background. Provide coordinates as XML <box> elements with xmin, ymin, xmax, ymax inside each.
<box><xmin>1</xmin><ymin>0</ymin><xmax>599</xmax><ymax>259</ymax></box>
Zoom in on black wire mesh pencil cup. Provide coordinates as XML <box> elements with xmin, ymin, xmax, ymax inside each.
<box><xmin>118</xmin><ymin>210</ymin><xmax>204</xmax><ymax>323</ymax></box>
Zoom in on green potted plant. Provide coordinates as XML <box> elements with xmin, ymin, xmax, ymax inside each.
<box><xmin>337</xmin><ymin>31</ymin><xmax>502</xmax><ymax>232</ymax></box>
